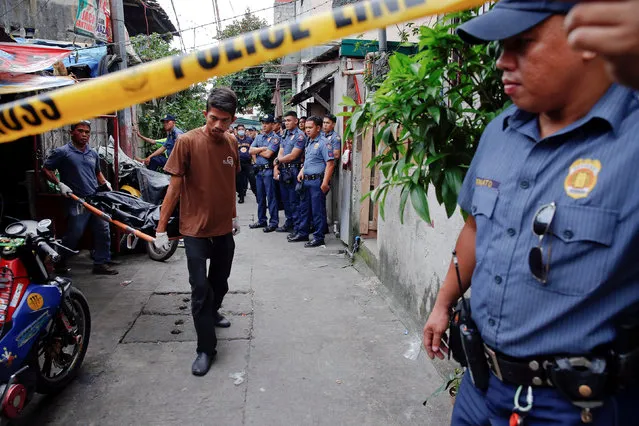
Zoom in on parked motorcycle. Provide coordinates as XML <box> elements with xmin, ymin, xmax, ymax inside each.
<box><xmin>0</xmin><ymin>219</ymin><xmax>90</xmax><ymax>422</ymax></box>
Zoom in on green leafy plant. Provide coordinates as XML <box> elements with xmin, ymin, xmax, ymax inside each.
<box><xmin>213</xmin><ymin>8</ymin><xmax>281</xmax><ymax>114</ymax></box>
<box><xmin>342</xmin><ymin>9</ymin><xmax>509</xmax><ymax>224</ymax></box>
<box><xmin>423</xmin><ymin>367</ymin><xmax>464</xmax><ymax>405</ymax></box>
<box><xmin>131</xmin><ymin>33</ymin><xmax>207</xmax><ymax>142</ymax></box>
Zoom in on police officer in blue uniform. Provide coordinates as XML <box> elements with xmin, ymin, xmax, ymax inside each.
<box><xmin>322</xmin><ymin>114</ymin><xmax>342</xmax><ymax>160</ymax></box>
<box><xmin>235</xmin><ymin>124</ymin><xmax>255</xmax><ymax>204</ymax></box>
<box><xmin>422</xmin><ymin>2</ymin><xmax>639</xmax><ymax>424</ymax></box>
<box><xmin>143</xmin><ymin>114</ymin><xmax>183</xmax><ymax>172</ymax></box>
<box><xmin>249</xmin><ymin>114</ymin><xmax>280</xmax><ymax>232</ymax></box>
<box><xmin>289</xmin><ymin>116</ymin><xmax>335</xmax><ymax>248</ymax></box>
<box><xmin>274</xmin><ymin>111</ymin><xmax>306</xmax><ymax>235</ymax></box>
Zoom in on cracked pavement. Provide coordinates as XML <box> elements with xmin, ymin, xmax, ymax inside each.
<box><xmin>15</xmin><ymin>198</ymin><xmax>451</xmax><ymax>426</ymax></box>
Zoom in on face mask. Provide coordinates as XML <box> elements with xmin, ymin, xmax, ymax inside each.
<box><xmin>238</xmin><ymin>130</ymin><xmax>245</xmax><ymax>137</ymax></box>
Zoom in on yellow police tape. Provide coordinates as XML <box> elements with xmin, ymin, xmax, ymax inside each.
<box><xmin>0</xmin><ymin>0</ymin><xmax>488</xmax><ymax>143</ymax></box>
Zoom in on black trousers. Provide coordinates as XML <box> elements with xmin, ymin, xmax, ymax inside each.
<box><xmin>183</xmin><ymin>234</ymin><xmax>235</xmax><ymax>355</ymax></box>
<box><xmin>236</xmin><ymin>161</ymin><xmax>256</xmax><ymax>197</ymax></box>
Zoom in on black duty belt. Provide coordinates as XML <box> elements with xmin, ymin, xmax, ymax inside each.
<box><xmin>304</xmin><ymin>173</ymin><xmax>324</xmax><ymax>181</ymax></box>
<box><xmin>484</xmin><ymin>345</ymin><xmax>557</xmax><ymax>387</ymax></box>
<box><xmin>280</xmin><ymin>163</ymin><xmax>301</xmax><ymax>169</ymax></box>
<box><xmin>254</xmin><ymin>164</ymin><xmax>272</xmax><ymax>171</ymax></box>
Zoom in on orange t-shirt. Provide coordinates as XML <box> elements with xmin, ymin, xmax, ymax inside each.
<box><xmin>163</xmin><ymin>127</ymin><xmax>239</xmax><ymax>238</ymax></box>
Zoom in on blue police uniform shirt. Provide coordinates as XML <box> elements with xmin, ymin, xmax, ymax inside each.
<box><xmin>250</xmin><ymin>131</ymin><xmax>280</xmax><ymax>166</ymax></box>
<box><xmin>163</xmin><ymin>127</ymin><xmax>184</xmax><ymax>156</ymax></box>
<box><xmin>323</xmin><ymin>130</ymin><xmax>342</xmax><ymax>154</ymax></box>
<box><xmin>281</xmin><ymin>128</ymin><xmax>306</xmax><ymax>164</ymax></box>
<box><xmin>237</xmin><ymin>136</ymin><xmax>253</xmax><ymax>162</ymax></box>
<box><xmin>44</xmin><ymin>143</ymin><xmax>101</xmax><ymax>197</ymax></box>
<box><xmin>303</xmin><ymin>135</ymin><xmax>334</xmax><ymax>175</ymax></box>
<box><xmin>457</xmin><ymin>84</ymin><xmax>639</xmax><ymax>358</ymax></box>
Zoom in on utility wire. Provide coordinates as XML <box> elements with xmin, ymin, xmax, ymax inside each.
<box><xmin>169</xmin><ymin>0</ymin><xmax>187</xmax><ymax>51</ymax></box>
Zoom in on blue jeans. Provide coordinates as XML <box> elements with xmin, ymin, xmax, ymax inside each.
<box><xmin>453</xmin><ymin>373</ymin><xmax>639</xmax><ymax>425</ymax></box>
<box><xmin>280</xmin><ymin>178</ymin><xmax>300</xmax><ymax>231</ymax></box>
<box><xmin>63</xmin><ymin>201</ymin><xmax>111</xmax><ymax>265</ymax></box>
<box><xmin>298</xmin><ymin>178</ymin><xmax>326</xmax><ymax>241</ymax></box>
<box><xmin>255</xmin><ymin>169</ymin><xmax>278</xmax><ymax>227</ymax></box>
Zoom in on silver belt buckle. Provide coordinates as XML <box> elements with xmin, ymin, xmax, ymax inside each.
<box><xmin>484</xmin><ymin>344</ymin><xmax>503</xmax><ymax>382</ymax></box>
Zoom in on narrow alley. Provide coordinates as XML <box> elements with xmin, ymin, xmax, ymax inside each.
<box><xmin>16</xmin><ymin>198</ymin><xmax>452</xmax><ymax>425</ymax></box>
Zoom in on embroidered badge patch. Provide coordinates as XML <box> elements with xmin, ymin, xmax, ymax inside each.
<box><xmin>564</xmin><ymin>159</ymin><xmax>601</xmax><ymax>199</ymax></box>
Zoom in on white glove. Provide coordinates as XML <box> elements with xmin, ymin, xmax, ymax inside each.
<box><xmin>232</xmin><ymin>217</ymin><xmax>240</xmax><ymax>236</ymax></box>
<box><xmin>58</xmin><ymin>182</ymin><xmax>73</xmax><ymax>197</ymax></box>
<box><xmin>104</xmin><ymin>181</ymin><xmax>113</xmax><ymax>191</ymax></box>
<box><xmin>153</xmin><ymin>232</ymin><xmax>171</xmax><ymax>251</ymax></box>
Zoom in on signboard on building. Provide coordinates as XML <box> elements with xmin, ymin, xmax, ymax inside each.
<box><xmin>0</xmin><ymin>43</ymin><xmax>72</xmax><ymax>74</ymax></box>
<box><xmin>74</xmin><ymin>0</ymin><xmax>112</xmax><ymax>42</ymax></box>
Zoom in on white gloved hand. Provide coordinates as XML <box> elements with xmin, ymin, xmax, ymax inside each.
<box><xmin>58</xmin><ymin>182</ymin><xmax>73</xmax><ymax>197</ymax></box>
<box><xmin>153</xmin><ymin>232</ymin><xmax>170</xmax><ymax>251</ymax></box>
<box><xmin>232</xmin><ymin>217</ymin><xmax>240</xmax><ymax>236</ymax></box>
<box><xmin>104</xmin><ymin>181</ymin><xmax>113</xmax><ymax>191</ymax></box>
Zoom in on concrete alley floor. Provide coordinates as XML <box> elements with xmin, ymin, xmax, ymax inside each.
<box><xmin>16</xmin><ymin>197</ymin><xmax>452</xmax><ymax>426</ymax></box>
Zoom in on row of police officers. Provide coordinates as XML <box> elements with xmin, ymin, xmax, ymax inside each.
<box><xmin>246</xmin><ymin>112</ymin><xmax>341</xmax><ymax>248</ymax></box>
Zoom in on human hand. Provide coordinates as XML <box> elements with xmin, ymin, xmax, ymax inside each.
<box><xmin>143</xmin><ymin>157</ymin><xmax>151</xmax><ymax>165</ymax></box>
<box><xmin>321</xmin><ymin>182</ymin><xmax>330</xmax><ymax>194</ymax></box>
<box><xmin>274</xmin><ymin>171</ymin><xmax>280</xmax><ymax>181</ymax></box>
<box><xmin>565</xmin><ymin>1</ymin><xmax>639</xmax><ymax>90</ymax></box>
<box><xmin>297</xmin><ymin>171</ymin><xmax>304</xmax><ymax>182</ymax></box>
<box><xmin>232</xmin><ymin>217</ymin><xmax>240</xmax><ymax>236</ymax></box>
<box><xmin>153</xmin><ymin>232</ymin><xmax>170</xmax><ymax>251</ymax></box>
<box><xmin>423</xmin><ymin>304</ymin><xmax>451</xmax><ymax>360</ymax></box>
<box><xmin>104</xmin><ymin>181</ymin><xmax>113</xmax><ymax>191</ymax></box>
<box><xmin>58</xmin><ymin>182</ymin><xmax>73</xmax><ymax>197</ymax></box>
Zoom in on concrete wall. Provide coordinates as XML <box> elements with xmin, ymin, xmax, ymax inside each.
<box><xmin>376</xmin><ymin>186</ymin><xmax>464</xmax><ymax>324</ymax></box>
<box><xmin>1</xmin><ymin>0</ymin><xmax>91</xmax><ymax>42</ymax></box>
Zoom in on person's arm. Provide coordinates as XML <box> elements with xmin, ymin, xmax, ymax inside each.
<box><xmin>42</xmin><ymin>167</ymin><xmax>59</xmax><ymax>185</ymax></box>
<box><xmin>279</xmin><ymin>147</ymin><xmax>303</xmax><ymax>163</ymax></box>
<box><xmin>147</xmin><ymin>145</ymin><xmax>167</xmax><ymax>160</ymax></box>
<box><xmin>565</xmin><ymin>1</ymin><xmax>639</xmax><ymax>90</ymax></box>
<box><xmin>96</xmin><ymin>171</ymin><xmax>108</xmax><ymax>186</ymax></box>
<box><xmin>320</xmin><ymin>161</ymin><xmax>335</xmax><ymax>194</ymax></box>
<box><xmin>156</xmin><ymin>176</ymin><xmax>182</xmax><ymax>233</ymax></box>
<box><xmin>423</xmin><ymin>216</ymin><xmax>477</xmax><ymax>359</ymax></box>
<box><xmin>136</xmin><ymin>129</ymin><xmax>158</xmax><ymax>144</ymax></box>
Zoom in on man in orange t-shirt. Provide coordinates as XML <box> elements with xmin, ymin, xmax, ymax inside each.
<box><xmin>154</xmin><ymin>87</ymin><xmax>240</xmax><ymax>377</ymax></box>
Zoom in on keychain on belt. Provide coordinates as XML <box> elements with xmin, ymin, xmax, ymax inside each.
<box><xmin>510</xmin><ymin>385</ymin><xmax>534</xmax><ymax>426</ymax></box>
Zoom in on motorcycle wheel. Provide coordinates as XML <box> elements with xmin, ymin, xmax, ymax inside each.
<box><xmin>146</xmin><ymin>239</ymin><xmax>179</xmax><ymax>262</ymax></box>
<box><xmin>34</xmin><ymin>287</ymin><xmax>91</xmax><ymax>394</ymax></box>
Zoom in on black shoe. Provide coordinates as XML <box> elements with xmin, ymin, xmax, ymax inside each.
<box><xmin>215</xmin><ymin>312</ymin><xmax>231</xmax><ymax>328</ymax></box>
<box><xmin>286</xmin><ymin>232</ymin><xmax>297</xmax><ymax>240</ymax></box>
<box><xmin>238</xmin><ymin>197</ymin><xmax>244</xmax><ymax>204</ymax></box>
<box><xmin>304</xmin><ymin>239</ymin><xmax>325</xmax><ymax>248</ymax></box>
<box><xmin>249</xmin><ymin>222</ymin><xmax>267</xmax><ymax>229</ymax></box>
<box><xmin>192</xmin><ymin>352</ymin><xmax>215</xmax><ymax>376</ymax></box>
<box><xmin>92</xmin><ymin>264</ymin><xmax>119</xmax><ymax>275</ymax></box>
<box><xmin>288</xmin><ymin>234</ymin><xmax>309</xmax><ymax>242</ymax></box>
<box><xmin>275</xmin><ymin>225</ymin><xmax>293</xmax><ymax>233</ymax></box>
<box><xmin>263</xmin><ymin>226</ymin><xmax>277</xmax><ymax>233</ymax></box>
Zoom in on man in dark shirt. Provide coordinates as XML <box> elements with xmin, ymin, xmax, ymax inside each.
<box><xmin>155</xmin><ymin>88</ymin><xmax>240</xmax><ymax>377</ymax></box>
<box><xmin>43</xmin><ymin>121</ymin><xmax>118</xmax><ymax>275</ymax></box>
<box><xmin>236</xmin><ymin>124</ymin><xmax>256</xmax><ymax>203</ymax></box>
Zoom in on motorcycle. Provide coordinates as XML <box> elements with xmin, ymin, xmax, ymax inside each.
<box><xmin>0</xmin><ymin>219</ymin><xmax>90</xmax><ymax>422</ymax></box>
